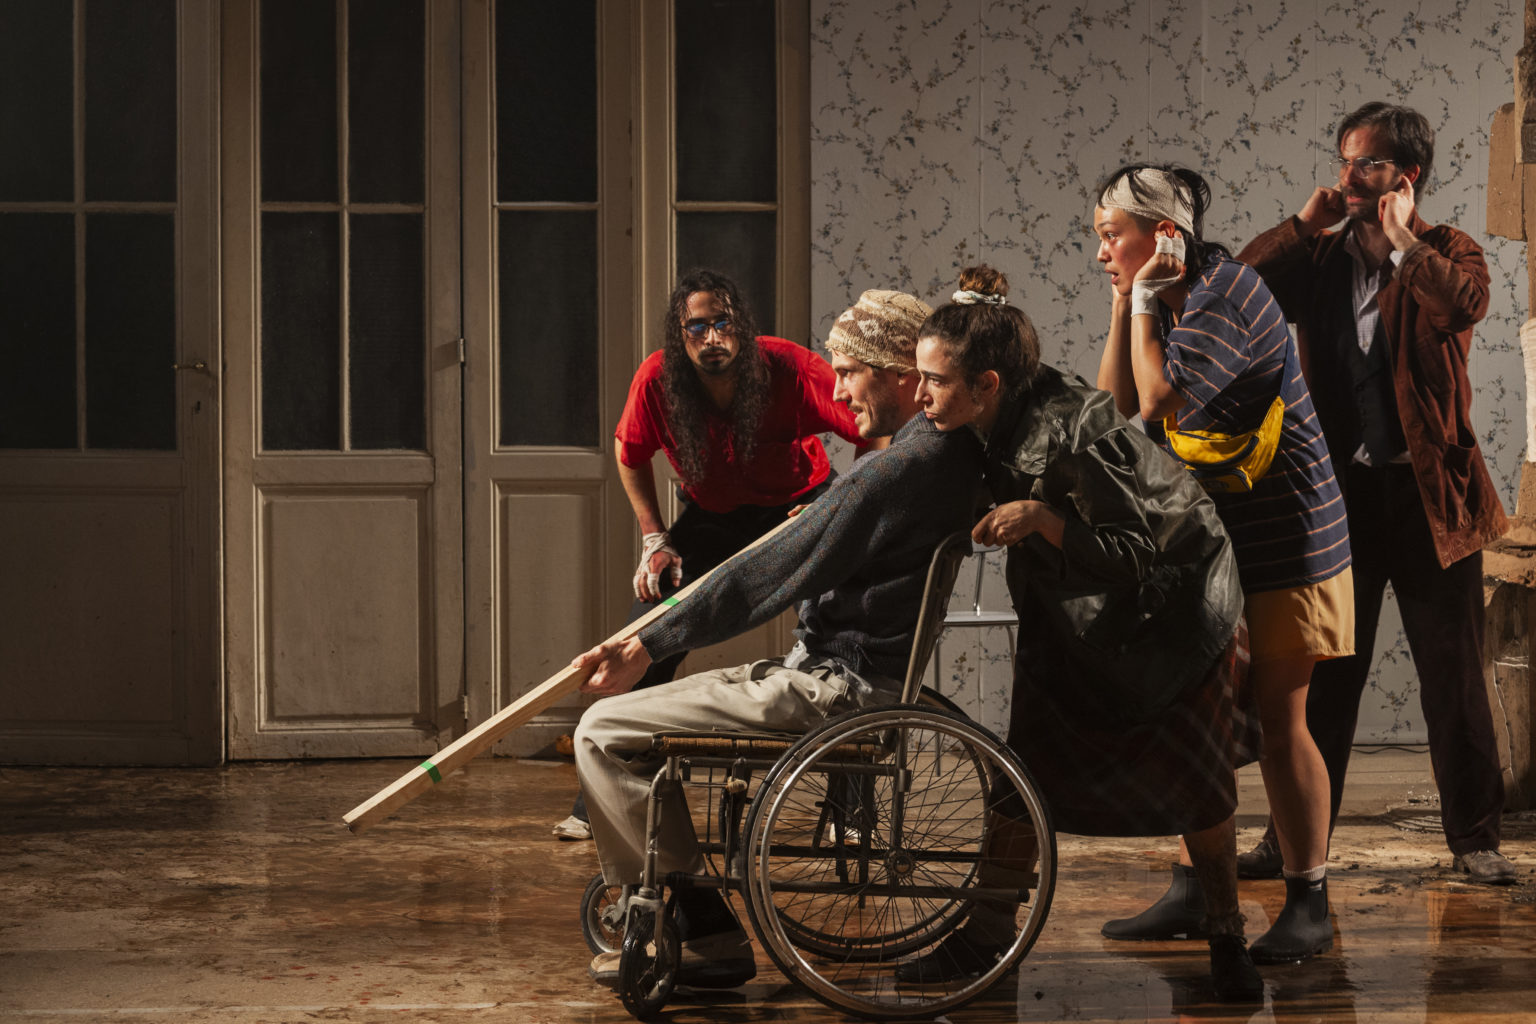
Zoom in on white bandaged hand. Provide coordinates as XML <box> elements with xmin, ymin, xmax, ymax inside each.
<box><xmin>633</xmin><ymin>531</ymin><xmax>682</xmax><ymax>600</ymax></box>
<box><xmin>1131</xmin><ymin>233</ymin><xmax>1187</xmax><ymax>317</ymax></box>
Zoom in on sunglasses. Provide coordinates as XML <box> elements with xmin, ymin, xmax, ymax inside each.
<box><xmin>683</xmin><ymin>317</ymin><xmax>734</xmax><ymax>338</ymax></box>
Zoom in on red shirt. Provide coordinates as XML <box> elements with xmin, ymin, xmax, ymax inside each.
<box><xmin>616</xmin><ymin>337</ymin><xmax>863</xmax><ymax>513</ymax></box>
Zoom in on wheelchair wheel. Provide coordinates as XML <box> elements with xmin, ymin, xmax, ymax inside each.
<box><xmin>580</xmin><ymin>873</ymin><xmax>626</xmax><ymax>955</ymax></box>
<box><xmin>751</xmin><ymin>752</ymin><xmax>985</xmax><ymax>962</ymax></box>
<box><xmin>742</xmin><ymin>705</ymin><xmax>1054</xmax><ymax>1020</ymax></box>
<box><xmin>618</xmin><ymin>904</ymin><xmax>679</xmax><ymax>1021</ymax></box>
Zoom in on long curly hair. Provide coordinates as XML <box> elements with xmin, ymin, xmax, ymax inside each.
<box><xmin>660</xmin><ymin>268</ymin><xmax>770</xmax><ymax>487</ymax></box>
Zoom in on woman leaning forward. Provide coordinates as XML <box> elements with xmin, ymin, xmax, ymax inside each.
<box><xmin>898</xmin><ymin>266</ymin><xmax>1264</xmax><ymax>1001</ymax></box>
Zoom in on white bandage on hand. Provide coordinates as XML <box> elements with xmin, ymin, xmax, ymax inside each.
<box><xmin>633</xmin><ymin>531</ymin><xmax>683</xmax><ymax>599</ymax></box>
<box><xmin>1131</xmin><ymin>232</ymin><xmax>1187</xmax><ymax>317</ymax></box>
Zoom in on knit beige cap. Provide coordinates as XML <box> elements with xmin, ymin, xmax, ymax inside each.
<box><xmin>824</xmin><ymin>289</ymin><xmax>933</xmax><ymax>372</ymax></box>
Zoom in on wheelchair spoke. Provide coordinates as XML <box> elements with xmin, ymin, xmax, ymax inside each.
<box><xmin>742</xmin><ymin>706</ymin><xmax>1057</xmax><ymax>1019</ymax></box>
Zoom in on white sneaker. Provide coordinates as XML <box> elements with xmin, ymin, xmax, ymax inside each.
<box><xmin>589</xmin><ymin>950</ymin><xmax>621</xmax><ymax>986</ymax></box>
<box><xmin>552</xmin><ymin>814</ymin><xmax>592</xmax><ymax>841</ymax></box>
<box><xmin>589</xmin><ymin>928</ymin><xmax>755</xmax><ymax>989</ymax></box>
<box><xmin>823</xmin><ymin>822</ymin><xmax>861</xmax><ymax>846</ymax></box>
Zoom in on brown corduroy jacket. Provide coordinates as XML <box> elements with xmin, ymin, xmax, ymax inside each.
<box><xmin>1238</xmin><ymin>213</ymin><xmax>1508</xmax><ymax>568</ymax></box>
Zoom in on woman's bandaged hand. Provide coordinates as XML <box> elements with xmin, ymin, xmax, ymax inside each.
<box><xmin>633</xmin><ymin>531</ymin><xmax>682</xmax><ymax>601</ymax></box>
<box><xmin>1131</xmin><ymin>233</ymin><xmax>1187</xmax><ymax>317</ymax></box>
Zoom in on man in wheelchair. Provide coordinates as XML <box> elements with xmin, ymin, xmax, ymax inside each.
<box><xmin>571</xmin><ymin>289</ymin><xmax>986</xmax><ymax>990</ymax></box>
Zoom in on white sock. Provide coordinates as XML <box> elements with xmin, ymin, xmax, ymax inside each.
<box><xmin>1282</xmin><ymin>864</ymin><xmax>1326</xmax><ymax>883</ymax></box>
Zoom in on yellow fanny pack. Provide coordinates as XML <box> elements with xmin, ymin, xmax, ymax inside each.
<box><xmin>1163</xmin><ymin>395</ymin><xmax>1285</xmax><ymax>494</ymax></box>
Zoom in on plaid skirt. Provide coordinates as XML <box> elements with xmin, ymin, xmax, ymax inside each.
<box><xmin>1006</xmin><ymin>621</ymin><xmax>1261</xmax><ymax>837</ymax></box>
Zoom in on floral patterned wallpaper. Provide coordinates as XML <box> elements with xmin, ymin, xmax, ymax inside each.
<box><xmin>809</xmin><ymin>0</ymin><xmax>1524</xmax><ymax>743</ymax></box>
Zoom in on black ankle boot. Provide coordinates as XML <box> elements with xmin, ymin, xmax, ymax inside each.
<box><xmin>1208</xmin><ymin>934</ymin><xmax>1263</xmax><ymax>1002</ymax></box>
<box><xmin>1249</xmin><ymin>875</ymin><xmax>1331</xmax><ymax>964</ymax></box>
<box><xmin>1101</xmin><ymin>862</ymin><xmax>1208</xmax><ymax>940</ymax></box>
<box><xmin>1237</xmin><ymin>827</ymin><xmax>1283</xmax><ymax>879</ymax></box>
<box><xmin>894</xmin><ymin>931</ymin><xmax>1007</xmax><ymax>983</ymax></box>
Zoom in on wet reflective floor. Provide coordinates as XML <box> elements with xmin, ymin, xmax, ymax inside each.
<box><xmin>2</xmin><ymin>755</ymin><xmax>1533</xmax><ymax>1023</ymax></box>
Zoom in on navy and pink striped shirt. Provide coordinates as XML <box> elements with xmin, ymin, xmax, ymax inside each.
<box><xmin>1147</xmin><ymin>254</ymin><xmax>1351</xmax><ymax>594</ymax></box>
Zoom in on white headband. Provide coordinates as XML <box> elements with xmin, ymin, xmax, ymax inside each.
<box><xmin>1098</xmin><ymin>169</ymin><xmax>1195</xmax><ymax>235</ymax></box>
<box><xmin>952</xmin><ymin>289</ymin><xmax>1007</xmax><ymax>306</ymax></box>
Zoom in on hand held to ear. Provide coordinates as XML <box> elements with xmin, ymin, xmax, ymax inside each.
<box><xmin>1131</xmin><ymin>232</ymin><xmax>1186</xmax><ymax>317</ymax></box>
<box><xmin>1297</xmin><ymin>187</ymin><xmax>1346</xmax><ymax>236</ymax></box>
<box><xmin>1378</xmin><ymin>177</ymin><xmax>1418</xmax><ymax>247</ymax></box>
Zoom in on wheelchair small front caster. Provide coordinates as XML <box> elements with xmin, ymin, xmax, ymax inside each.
<box><xmin>580</xmin><ymin>873</ymin><xmax>627</xmax><ymax>955</ymax></box>
<box><xmin>619</xmin><ymin>902</ymin><xmax>680</xmax><ymax>1020</ymax></box>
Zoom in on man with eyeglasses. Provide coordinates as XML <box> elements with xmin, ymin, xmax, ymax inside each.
<box><xmin>1238</xmin><ymin>102</ymin><xmax>1514</xmax><ymax>885</ymax></box>
<box><xmin>549</xmin><ymin>268</ymin><xmax>866</xmax><ymax>841</ymax></box>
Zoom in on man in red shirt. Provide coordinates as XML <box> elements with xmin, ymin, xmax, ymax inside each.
<box><xmin>552</xmin><ymin>268</ymin><xmax>867</xmax><ymax>839</ymax></box>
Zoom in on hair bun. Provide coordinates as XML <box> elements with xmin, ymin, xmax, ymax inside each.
<box><xmin>956</xmin><ymin>265</ymin><xmax>1008</xmax><ymax>299</ymax></box>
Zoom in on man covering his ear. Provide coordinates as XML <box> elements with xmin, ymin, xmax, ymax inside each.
<box><xmin>1238</xmin><ymin>102</ymin><xmax>1514</xmax><ymax>886</ymax></box>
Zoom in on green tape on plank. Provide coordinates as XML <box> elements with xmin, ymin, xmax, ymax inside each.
<box><xmin>421</xmin><ymin>760</ymin><xmax>442</xmax><ymax>783</ymax></box>
<box><xmin>662</xmin><ymin>596</ymin><xmax>680</xmax><ymax>607</ymax></box>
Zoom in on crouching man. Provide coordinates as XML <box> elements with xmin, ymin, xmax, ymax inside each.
<box><xmin>572</xmin><ymin>289</ymin><xmax>983</xmax><ymax>988</ymax></box>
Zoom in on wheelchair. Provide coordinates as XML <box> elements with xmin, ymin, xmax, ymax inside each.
<box><xmin>578</xmin><ymin>531</ymin><xmax>1056</xmax><ymax>1020</ymax></box>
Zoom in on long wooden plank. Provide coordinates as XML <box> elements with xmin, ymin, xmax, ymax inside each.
<box><xmin>343</xmin><ymin>513</ymin><xmax>802</xmax><ymax>834</ymax></box>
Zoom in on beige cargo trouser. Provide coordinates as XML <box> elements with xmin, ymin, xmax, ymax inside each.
<box><xmin>573</xmin><ymin>652</ymin><xmax>897</xmax><ymax>885</ymax></box>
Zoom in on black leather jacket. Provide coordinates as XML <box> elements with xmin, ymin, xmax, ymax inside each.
<box><xmin>985</xmin><ymin>366</ymin><xmax>1243</xmax><ymax>725</ymax></box>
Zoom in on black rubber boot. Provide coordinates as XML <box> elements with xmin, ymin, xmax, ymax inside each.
<box><xmin>1249</xmin><ymin>875</ymin><xmax>1332</xmax><ymax>964</ymax></box>
<box><xmin>1101</xmin><ymin>862</ymin><xmax>1208</xmax><ymax>940</ymax></box>
<box><xmin>1237</xmin><ymin>825</ymin><xmax>1283</xmax><ymax>879</ymax></box>
<box><xmin>894</xmin><ymin>932</ymin><xmax>1007</xmax><ymax>983</ymax></box>
<box><xmin>1208</xmin><ymin>935</ymin><xmax>1263</xmax><ymax>1002</ymax></box>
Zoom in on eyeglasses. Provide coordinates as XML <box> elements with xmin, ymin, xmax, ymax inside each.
<box><xmin>1335</xmin><ymin>156</ymin><xmax>1397</xmax><ymax>177</ymax></box>
<box><xmin>683</xmin><ymin>317</ymin><xmax>734</xmax><ymax>338</ymax></box>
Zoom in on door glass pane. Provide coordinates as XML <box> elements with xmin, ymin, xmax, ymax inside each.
<box><xmin>85</xmin><ymin>0</ymin><xmax>177</xmax><ymax>202</ymax></box>
<box><xmin>261</xmin><ymin>0</ymin><xmax>339</xmax><ymax>202</ymax></box>
<box><xmin>86</xmin><ymin>214</ymin><xmax>175</xmax><ymax>449</ymax></box>
<box><xmin>0</xmin><ymin>214</ymin><xmax>76</xmax><ymax>448</ymax></box>
<box><xmin>675</xmin><ymin>0</ymin><xmax>775</xmax><ymax>203</ymax></box>
<box><xmin>0</xmin><ymin>1</ymin><xmax>73</xmax><ymax>201</ymax></box>
<box><xmin>349</xmin><ymin>0</ymin><xmax>424</xmax><ymax>204</ymax></box>
<box><xmin>262</xmin><ymin>212</ymin><xmax>341</xmax><ymax>450</ymax></box>
<box><xmin>497</xmin><ymin>211</ymin><xmax>598</xmax><ymax>447</ymax></box>
<box><xmin>495</xmin><ymin>0</ymin><xmax>596</xmax><ymax>202</ymax></box>
<box><xmin>677</xmin><ymin>211</ymin><xmax>776</xmax><ymax>335</ymax></box>
<box><xmin>350</xmin><ymin>213</ymin><xmax>424</xmax><ymax>450</ymax></box>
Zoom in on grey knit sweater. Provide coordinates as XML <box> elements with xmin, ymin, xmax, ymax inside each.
<box><xmin>639</xmin><ymin>414</ymin><xmax>984</xmax><ymax>681</ymax></box>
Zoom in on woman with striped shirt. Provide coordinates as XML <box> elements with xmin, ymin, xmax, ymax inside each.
<box><xmin>1094</xmin><ymin>164</ymin><xmax>1354</xmax><ymax>964</ymax></box>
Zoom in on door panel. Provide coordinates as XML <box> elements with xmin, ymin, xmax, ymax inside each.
<box><xmin>224</xmin><ymin>0</ymin><xmax>463</xmax><ymax>758</ymax></box>
<box><xmin>2</xmin><ymin>489</ymin><xmax>179</xmax><ymax>722</ymax></box>
<box><xmin>461</xmin><ymin>0</ymin><xmax>799</xmax><ymax>758</ymax></box>
<box><xmin>261</xmin><ymin>493</ymin><xmax>429</xmax><ymax>720</ymax></box>
<box><xmin>0</xmin><ymin>3</ymin><xmax>219</xmax><ymax>766</ymax></box>
<box><xmin>496</xmin><ymin>487</ymin><xmax>606</xmax><ymax>686</ymax></box>
<box><xmin>463</xmin><ymin>0</ymin><xmax>634</xmax><ymax>756</ymax></box>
